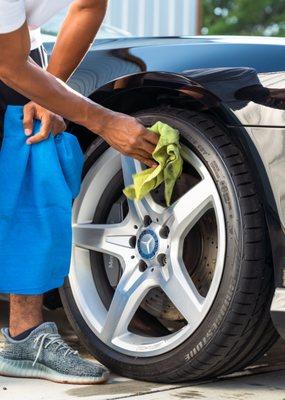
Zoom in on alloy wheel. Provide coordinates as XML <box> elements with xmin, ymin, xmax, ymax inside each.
<box><xmin>70</xmin><ymin>145</ymin><xmax>226</xmax><ymax>357</ymax></box>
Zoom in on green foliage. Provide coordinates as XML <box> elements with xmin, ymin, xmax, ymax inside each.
<box><xmin>202</xmin><ymin>0</ymin><xmax>285</xmax><ymax>36</ymax></box>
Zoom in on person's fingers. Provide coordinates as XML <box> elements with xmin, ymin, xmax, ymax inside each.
<box><xmin>133</xmin><ymin>154</ymin><xmax>157</xmax><ymax>168</ymax></box>
<box><xmin>51</xmin><ymin>117</ymin><xmax>66</xmax><ymax>135</ymax></box>
<box><xmin>131</xmin><ymin>150</ymin><xmax>157</xmax><ymax>168</ymax></box>
<box><xmin>26</xmin><ymin>117</ymin><xmax>53</xmax><ymax>144</ymax></box>
<box><xmin>137</xmin><ymin>125</ymin><xmax>158</xmax><ymax>146</ymax></box>
<box><xmin>145</xmin><ymin>130</ymin><xmax>159</xmax><ymax>146</ymax></box>
<box><xmin>23</xmin><ymin>105</ymin><xmax>34</xmax><ymax>136</ymax></box>
<box><xmin>139</xmin><ymin>138</ymin><xmax>156</xmax><ymax>156</ymax></box>
<box><xmin>135</xmin><ymin>148</ymin><xmax>156</xmax><ymax>163</ymax></box>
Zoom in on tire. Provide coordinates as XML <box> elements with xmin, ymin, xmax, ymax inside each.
<box><xmin>61</xmin><ymin>106</ymin><xmax>278</xmax><ymax>383</ymax></box>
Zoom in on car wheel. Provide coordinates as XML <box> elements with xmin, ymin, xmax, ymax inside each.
<box><xmin>61</xmin><ymin>107</ymin><xmax>278</xmax><ymax>382</ymax></box>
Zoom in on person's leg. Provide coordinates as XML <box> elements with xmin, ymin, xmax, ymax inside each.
<box><xmin>0</xmin><ymin>47</ymin><xmax>48</xmax><ymax>339</ymax></box>
<box><xmin>0</xmin><ymin>45</ymin><xmax>109</xmax><ymax>384</ymax></box>
<box><xmin>9</xmin><ymin>295</ymin><xmax>44</xmax><ymax>337</ymax></box>
<box><xmin>2</xmin><ymin>290</ymin><xmax>109</xmax><ymax>385</ymax></box>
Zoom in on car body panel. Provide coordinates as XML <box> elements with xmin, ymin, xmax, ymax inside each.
<box><xmin>44</xmin><ymin>35</ymin><xmax>285</xmax><ymax>111</ymax></box>
<box><xmin>44</xmin><ymin>36</ymin><xmax>285</xmax><ymax>332</ymax></box>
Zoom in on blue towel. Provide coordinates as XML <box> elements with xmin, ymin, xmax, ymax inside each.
<box><xmin>0</xmin><ymin>105</ymin><xmax>84</xmax><ymax>295</ymax></box>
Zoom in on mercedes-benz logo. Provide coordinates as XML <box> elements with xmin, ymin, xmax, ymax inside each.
<box><xmin>137</xmin><ymin>229</ymin><xmax>159</xmax><ymax>260</ymax></box>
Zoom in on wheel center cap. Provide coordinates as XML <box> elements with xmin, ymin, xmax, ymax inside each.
<box><xmin>137</xmin><ymin>229</ymin><xmax>159</xmax><ymax>260</ymax></box>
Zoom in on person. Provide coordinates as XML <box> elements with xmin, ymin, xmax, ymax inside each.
<box><xmin>0</xmin><ymin>0</ymin><xmax>158</xmax><ymax>384</ymax></box>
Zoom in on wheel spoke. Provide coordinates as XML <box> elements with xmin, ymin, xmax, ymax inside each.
<box><xmin>100</xmin><ymin>268</ymin><xmax>157</xmax><ymax>344</ymax></box>
<box><xmin>121</xmin><ymin>155</ymin><xmax>164</xmax><ymax>222</ymax></box>
<box><xmin>72</xmin><ymin>220</ymin><xmax>135</xmax><ymax>264</ymax></box>
<box><xmin>161</xmin><ymin>260</ymin><xmax>204</xmax><ymax>326</ymax></box>
<box><xmin>165</xmin><ymin>178</ymin><xmax>214</xmax><ymax>238</ymax></box>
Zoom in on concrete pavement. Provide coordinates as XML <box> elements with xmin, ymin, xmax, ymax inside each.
<box><xmin>1</xmin><ymin>299</ymin><xmax>285</xmax><ymax>400</ymax></box>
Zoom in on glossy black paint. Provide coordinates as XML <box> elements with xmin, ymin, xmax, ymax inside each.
<box><xmin>45</xmin><ymin>35</ymin><xmax>285</xmax><ymax>335</ymax></box>
<box><xmin>44</xmin><ymin>36</ymin><xmax>285</xmax><ymax>112</ymax></box>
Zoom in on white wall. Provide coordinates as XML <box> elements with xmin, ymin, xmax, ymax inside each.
<box><xmin>104</xmin><ymin>0</ymin><xmax>200</xmax><ymax>37</ymax></box>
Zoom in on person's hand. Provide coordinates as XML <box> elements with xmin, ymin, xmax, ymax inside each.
<box><xmin>98</xmin><ymin>111</ymin><xmax>158</xmax><ymax>168</ymax></box>
<box><xmin>23</xmin><ymin>102</ymin><xmax>66</xmax><ymax>144</ymax></box>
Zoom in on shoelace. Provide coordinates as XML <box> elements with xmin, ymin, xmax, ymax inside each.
<box><xmin>32</xmin><ymin>332</ymin><xmax>78</xmax><ymax>367</ymax></box>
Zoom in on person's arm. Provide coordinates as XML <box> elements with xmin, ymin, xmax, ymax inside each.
<box><xmin>0</xmin><ymin>22</ymin><xmax>157</xmax><ymax>166</ymax></box>
<box><xmin>24</xmin><ymin>0</ymin><xmax>109</xmax><ymax>144</ymax></box>
<box><xmin>47</xmin><ymin>0</ymin><xmax>108</xmax><ymax>82</ymax></box>
<box><xmin>23</xmin><ymin>0</ymin><xmax>108</xmax><ymax>144</ymax></box>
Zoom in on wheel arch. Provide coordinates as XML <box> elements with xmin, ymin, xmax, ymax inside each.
<box><xmin>68</xmin><ymin>71</ymin><xmax>232</xmax><ymax>152</ymax></box>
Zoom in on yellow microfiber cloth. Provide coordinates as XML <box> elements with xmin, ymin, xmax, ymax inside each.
<box><xmin>123</xmin><ymin>121</ymin><xmax>183</xmax><ymax>206</ymax></box>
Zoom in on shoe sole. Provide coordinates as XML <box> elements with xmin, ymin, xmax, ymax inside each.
<box><xmin>0</xmin><ymin>356</ymin><xmax>110</xmax><ymax>384</ymax></box>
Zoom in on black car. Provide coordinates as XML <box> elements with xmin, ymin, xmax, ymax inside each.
<box><xmin>43</xmin><ymin>31</ymin><xmax>285</xmax><ymax>383</ymax></box>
